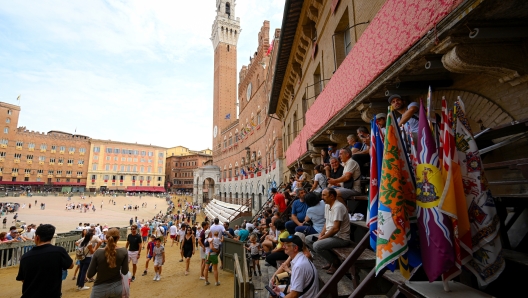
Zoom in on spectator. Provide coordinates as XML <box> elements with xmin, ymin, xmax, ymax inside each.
<box><xmin>320</xmin><ymin>148</ymin><xmax>330</xmax><ymax>165</ymax></box>
<box><xmin>271</xmin><ymin>188</ymin><xmax>287</xmax><ymax>213</ymax></box>
<box><xmin>390</xmin><ymin>94</ymin><xmax>418</xmax><ymax>143</ymax></box>
<box><xmin>76</xmin><ymin>231</ymin><xmax>96</xmax><ymax>290</ymax></box>
<box><xmin>295</xmin><ymin>192</ymin><xmax>325</xmax><ymax>236</ymax></box>
<box><xmin>198</xmin><ymin>222</ymin><xmax>210</xmax><ymax>280</ymax></box>
<box><xmin>347</xmin><ymin>134</ymin><xmax>363</xmax><ymax>154</ymax></box>
<box><xmin>223</xmin><ymin>222</ymin><xmax>235</xmax><ymax>238</ymax></box>
<box><xmin>307</xmin><ymin>188</ymin><xmax>352</xmax><ymax>274</ymax></box>
<box><xmin>16</xmin><ymin>224</ymin><xmax>74</xmax><ymax>298</ymax></box>
<box><xmin>236</xmin><ymin>225</ymin><xmax>250</xmax><ymax>242</ymax></box>
<box><xmin>285</xmin><ymin>189</ymin><xmax>308</xmax><ymax>234</ymax></box>
<box><xmin>262</xmin><ymin>219</ymin><xmax>278</xmax><ymax>255</ymax></box>
<box><xmin>375</xmin><ymin>113</ymin><xmax>387</xmax><ymax>135</ymax></box>
<box><xmin>265</xmin><ymin>219</ymin><xmax>289</xmax><ymax>267</ymax></box>
<box><xmin>271</xmin><ymin>235</ymin><xmax>319</xmax><ymax>297</ymax></box>
<box><xmin>325</xmin><ymin>157</ymin><xmax>344</xmax><ymax>187</ymax></box>
<box><xmin>294</xmin><ymin>168</ymin><xmax>310</xmax><ymax>191</ymax></box>
<box><xmin>327</xmin><ymin>148</ymin><xmax>361</xmax><ymax>194</ymax></box>
<box><xmin>328</xmin><ymin>145</ymin><xmax>340</xmax><ymax>160</ymax></box>
<box><xmin>210</xmin><ymin>218</ymin><xmax>225</xmax><ymax>269</ymax></box>
<box><xmin>86</xmin><ymin>227</ymin><xmax>128</xmax><ymax>297</ymax></box>
<box><xmin>6</xmin><ymin>226</ymin><xmax>23</xmax><ymax>242</ymax></box>
<box><xmin>310</xmin><ymin>165</ymin><xmax>327</xmax><ymax>193</ymax></box>
<box><xmin>125</xmin><ymin>224</ymin><xmax>142</xmax><ymax>282</ymax></box>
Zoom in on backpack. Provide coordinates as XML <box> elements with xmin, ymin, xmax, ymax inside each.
<box><xmin>75</xmin><ymin>245</ymin><xmax>88</xmax><ymax>260</ymax></box>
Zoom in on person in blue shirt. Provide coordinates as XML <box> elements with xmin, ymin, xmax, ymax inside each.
<box><xmin>285</xmin><ymin>189</ymin><xmax>308</xmax><ymax>234</ymax></box>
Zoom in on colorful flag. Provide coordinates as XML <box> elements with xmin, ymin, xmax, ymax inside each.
<box><xmin>415</xmin><ymin>100</ymin><xmax>455</xmax><ymax>282</ymax></box>
<box><xmin>266</xmin><ymin>40</ymin><xmax>274</xmax><ymax>56</ymax></box>
<box><xmin>426</xmin><ymin>86</ymin><xmax>432</xmax><ymax>122</ymax></box>
<box><xmin>454</xmin><ymin>97</ymin><xmax>505</xmax><ymax>286</ymax></box>
<box><xmin>367</xmin><ymin>116</ymin><xmax>383</xmax><ymax>250</ymax></box>
<box><xmin>375</xmin><ymin>111</ymin><xmax>417</xmax><ymax>276</ymax></box>
<box><xmin>439</xmin><ymin>96</ymin><xmax>473</xmax><ymax>282</ymax></box>
<box><xmin>225</xmin><ymin>114</ymin><xmax>231</xmax><ymax>120</ymax></box>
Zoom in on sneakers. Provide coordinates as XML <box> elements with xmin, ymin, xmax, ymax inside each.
<box><xmin>77</xmin><ymin>286</ymin><xmax>90</xmax><ymax>291</ymax></box>
<box><xmin>199</xmin><ymin>276</ymin><xmax>205</xmax><ymax>280</ymax></box>
<box><xmin>179</xmin><ymin>259</ymin><xmax>184</xmax><ymax>262</ymax></box>
<box><xmin>153</xmin><ymin>274</ymin><xmax>161</xmax><ymax>281</ymax></box>
<box><xmin>185</xmin><ymin>271</ymin><xmax>189</xmax><ymax>276</ymax></box>
<box><xmin>131</xmin><ymin>276</ymin><xmax>135</xmax><ymax>282</ymax></box>
<box><xmin>142</xmin><ymin>270</ymin><xmax>148</xmax><ymax>276</ymax></box>
<box><xmin>215</xmin><ymin>282</ymin><xmax>221</xmax><ymax>286</ymax></box>
<box><xmin>259</xmin><ymin>271</ymin><xmax>262</xmax><ymax>276</ymax></box>
<box><xmin>157</xmin><ymin>275</ymin><xmax>161</xmax><ymax>281</ymax></box>
<box><xmin>205</xmin><ymin>281</ymin><xmax>210</xmax><ymax>286</ymax></box>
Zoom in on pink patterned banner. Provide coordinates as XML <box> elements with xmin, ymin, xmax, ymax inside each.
<box><xmin>285</xmin><ymin>0</ymin><xmax>463</xmax><ymax>166</ymax></box>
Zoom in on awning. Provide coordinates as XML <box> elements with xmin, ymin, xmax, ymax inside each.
<box><xmin>125</xmin><ymin>186</ymin><xmax>166</xmax><ymax>192</ymax></box>
<box><xmin>0</xmin><ymin>181</ymin><xmax>45</xmax><ymax>185</ymax></box>
<box><xmin>51</xmin><ymin>182</ymin><xmax>86</xmax><ymax>186</ymax></box>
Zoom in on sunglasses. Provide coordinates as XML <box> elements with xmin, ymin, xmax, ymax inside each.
<box><xmin>131</xmin><ymin>228</ymin><xmax>137</xmax><ymax>230</ymax></box>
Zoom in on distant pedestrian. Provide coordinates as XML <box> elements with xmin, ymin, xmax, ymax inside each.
<box><xmin>2</xmin><ymin>217</ymin><xmax>7</xmax><ymax>228</ymax></box>
<box><xmin>16</xmin><ymin>224</ymin><xmax>74</xmax><ymax>298</ymax></box>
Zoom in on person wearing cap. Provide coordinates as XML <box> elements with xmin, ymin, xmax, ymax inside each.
<box><xmin>16</xmin><ymin>224</ymin><xmax>74</xmax><ymax>298</ymax></box>
<box><xmin>375</xmin><ymin>113</ymin><xmax>387</xmax><ymax>131</ymax></box>
<box><xmin>306</xmin><ymin>187</ymin><xmax>352</xmax><ymax>274</ymax></box>
<box><xmin>271</xmin><ymin>188</ymin><xmax>287</xmax><ymax>213</ymax></box>
<box><xmin>271</xmin><ymin>235</ymin><xmax>318</xmax><ymax>298</ymax></box>
<box><xmin>388</xmin><ymin>94</ymin><xmax>419</xmax><ymax>134</ymax></box>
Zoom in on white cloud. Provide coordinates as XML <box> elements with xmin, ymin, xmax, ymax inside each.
<box><xmin>0</xmin><ymin>0</ymin><xmax>284</xmax><ymax>150</ymax></box>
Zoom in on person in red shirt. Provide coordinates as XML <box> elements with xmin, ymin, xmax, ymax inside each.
<box><xmin>272</xmin><ymin>188</ymin><xmax>287</xmax><ymax>213</ymax></box>
<box><xmin>140</xmin><ymin>224</ymin><xmax>150</xmax><ymax>249</ymax></box>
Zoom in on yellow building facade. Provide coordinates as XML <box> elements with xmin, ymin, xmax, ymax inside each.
<box><xmin>87</xmin><ymin>140</ymin><xmax>166</xmax><ymax>192</ymax></box>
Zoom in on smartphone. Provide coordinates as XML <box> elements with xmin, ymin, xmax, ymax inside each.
<box><xmin>264</xmin><ymin>285</ymin><xmax>278</xmax><ymax>297</ymax></box>
<box><xmin>312</xmin><ymin>236</ymin><xmax>319</xmax><ymax>242</ymax></box>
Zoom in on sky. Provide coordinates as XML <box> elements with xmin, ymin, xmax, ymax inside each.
<box><xmin>0</xmin><ymin>0</ymin><xmax>284</xmax><ymax>150</ymax></box>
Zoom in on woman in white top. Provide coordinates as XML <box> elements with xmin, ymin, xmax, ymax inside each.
<box><xmin>261</xmin><ymin>220</ymin><xmax>279</xmax><ymax>256</ymax></box>
<box><xmin>76</xmin><ymin>231</ymin><xmax>96</xmax><ymax>291</ymax></box>
<box><xmin>310</xmin><ymin>165</ymin><xmax>327</xmax><ymax>193</ymax></box>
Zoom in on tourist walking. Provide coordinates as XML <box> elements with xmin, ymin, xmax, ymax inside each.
<box><xmin>125</xmin><ymin>224</ymin><xmax>142</xmax><ymax>282</ymax></box>
<box><xmin>86</xmin><ymin>228</ymin><xmax>129</xmax><ymax>298</ymax></box>
<box><xmin>16</xmin><ymin>224</ymin><xmax>74</xmax><ymax>298</ymax></box>
<box><xmin>152</xmin><ymin>238</ymin><xmax>165</xmax><ymax>281</ymax></box>
<box><xmin>182</xmin><ymin>226</ymin><xmax>196</xmax><ymax>275</ymax></box>
<box><xmin>76</xmin><ymin>231</ymin><xmax>96</xmax><ymax>291</ymax></box>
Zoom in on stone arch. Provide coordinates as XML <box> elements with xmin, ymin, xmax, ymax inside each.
<box><xmin>426</xmin><ymin>90</ymin><xmax>514</xmax><ymax>131</ymax></box>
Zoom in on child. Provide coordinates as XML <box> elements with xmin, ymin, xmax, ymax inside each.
<box><xmin>142</xmin><ymin>235</ymin><xmax>156</xmax><ymax>276</ymax></box>
<box><xmin>204</xmin><ymin>231</ymin><xmax>222</xmax><ymax>286</ymax></box>
<box><xmin>152</xmin><ymin>237</ymin><xmax>165</xmax><ymax>281</ymax></box>
<box><xmin>246</xmin><ymin>234</ymin><xmax>262</xmax><ymax>276</ymax></box>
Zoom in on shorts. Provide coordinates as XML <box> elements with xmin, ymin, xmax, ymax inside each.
<box><xmin>200</xmin><ymin>248</ymin><xmax>207</xmax><ymax>260</ymax></box>
<box><xmin>142</xmin><ymin>236</ymin><xmax>147</xmax><ymax>242</ymax></box>
<box><xmin>128</xmin><ymin>251</ymin><xmax>139</xmax><ymax>264</ymax></box>
<box><xmin>147</xmin><ymin>254</ymin><xmax>153</xmax><ymax>259</ymax></box>
<box><xmin>251</xmin><ymin>254</ymin><xmax>260</xmax><ymax>260</ymax></box>
<box><xmin>206</xmin><ymin>254</ymin><xmax>218</xmax><ymax>265</ymax></box>
<box><xmin>154</xmin><ymin>258</ymin><xmax>163</xmax><ymax>266</ymax></box>
<box><xmin>75</xmin><ymin>260</ymin><xmax>80</xmax><ymax>265</ymax></box>
<box><xmin>158</xmin><ymin>236</ymin><xmax>164</xmax><ymax>243</ymax></box>
<box><xmin>170</xmin><ymin>235</ymin><xmax>176</xmax><ymax>239</ymax></box>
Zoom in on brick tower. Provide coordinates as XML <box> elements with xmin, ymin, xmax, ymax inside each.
<box><xmin>211</xmin><ymin>0</ymin><xmax>240</xmax><ymax>158</ymax></box>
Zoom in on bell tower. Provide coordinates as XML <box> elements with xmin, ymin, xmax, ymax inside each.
<box><xmin>211</xmin><ymin>0</ymin><xmax>240</xmax><ymax>158</ymax></box>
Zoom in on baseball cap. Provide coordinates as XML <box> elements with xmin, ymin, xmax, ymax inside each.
<box><xmin>388</xmin><ymin>94</ymin><xmax>401</xmax><ymax>104</ymax></box>
<box><xmin>376</xmin><ymin>113</ymin><xmax>386</xmax><ymax>119</ymax></box>
<box><xmin>280</xmin><ymin>235</ymin><xmax>304</xmax><ymax>249</ymax></box>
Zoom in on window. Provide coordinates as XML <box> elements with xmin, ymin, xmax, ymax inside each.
<box><xmin>3</xmin><ymin>127</ymin><xmax>7</xmax><ymax>134</ymax></box>
<box><xmin>51</xmin><ymin>145</ymin><xmax>57</xmax><ymax>150</ymax></box>
<box><xmin>132</xmin><ymin>176</ymin><xmax>137</xmax><ymax>181</ymax></box>
<box><xmin>134</xmin><ymin>150</ymin><xmax>139</xmax><ymax>155</ymax></box>
<box><xmin>133</xmin><ymin>165</ymin><xmax>137</xmax><ymax>172</ymax></box>
<box><xmin>114</xmin><ymin>148</ymin><xmax>120</xmax><ymax>154</ymax></box>
<box><xmin>313</xmin><ymin>68</ymin><xmax>322</xmax><ymax>99</ymax></box>
<box><xmin>92</xmin><ymin>164</ymin><xmax>98</xmax><ymax>171</ymax></box>
<box><xmin>147</xmin><ymin>176</ymin><xmax>151</xmax><ymax>181</ymax></box>
<box><xmin>113</xmin><ymin>164</ymin><xmax>118</xmax><ymax>171</ymax></box>
<box><xmin>344</xmin><ymin>29</ymin><xmax>352</xmax><ymax>56</ymax></box>
<box><xmin>120</xmin><ymin>175</ymin><xmax>124</xmax><ymax>180</ymax></box>
<box><xmin>0</xmin><ymin>139</ymin><xmax>8</xmax><ymax>145</ymax></box>
<box><xmin>158</xmin><ymin>167</ymin><xmax>162</xmax><ymax>173</ymax></box>
<box><xmin>37</xmin><ymin>169</ymin><xmax>43</xmax><ymax>174</ymax></box>
<box><xmin>12</xmin><ymin>168</ymin><xmax>18</xmax><ymax>173</ymax></box>
<box><xmin>49</xmin><ymin>158</ymin><xmax>56</xmax><ymax>163</ymax></box>
<box><xmin>293</xmin><ymin>112</ymin><xmax>298</xmax><ymax>138</ymax></box>
<box><xmin>28</xmin><ymin>142</ymin><xmax>35</xmax><ymax>149</ymax></box>
<box><xmin>121</xmin><ymin>165</ymin><xmax>125</xmax><ymax>171</ymax></box>
<box><xmin>78</xmin><ymin>159</ymin><xmax>84</xmax><ymax>165</ymax></box>
<box><xmin>5</xmin><ymin>118</ymin><xmax>10</xmax><ymax>123</ymax></box>
<box><xmin>93</xmin><ymin>147</ymin><xmax>100</xmax><ymax>153</ymax></box>
<box><xmin>121</xmin><ymin>157</ymin><xmax>126</xmax><ymax>161</ymax></box>
<box><xmin>127</xmin><ymin>157</ymin><xmax>132</xmax><ymax>162</ymax></box>
<box><xmin>106</xmin><ymin>156</ymin><xmax>110</xmax><ymax>161</ymax></box>
<box><xmin>128</xmin><ymin>149</ymin><xmax>133</xmax><ymax>155</ymax></box>
<box><xmin>93</xmin><ymin>155</ymin><xmax>98</xmax><ymax>160</ymax></box>
<box><xmin>158</xmin><ymin>152</ymin><xmax>164</xmax><ymax>158</ymax></box>
<box><xmin>67</xmin><ymin>159</ymin><xmax>73</xmax><ymax>164</ymax></box>
<box><xmin>91</xmin><ymin>174</ymin><xmax>96</xmax><ymax>179</ymax></box>
<box><xmin>105</xmin><ymin>164</ymin><xmax>110</xmax><ymax>170</ymax></box>
<box><xmin>48</xmin><ymin>170</ymin><xmax>54</xmax><ymax>175</ymax></box>
<box><xmin>77</xmin><ymin>171</ymin><xmax>83</xmax><ymax>176</ymax></box>
<box><xmin>26</xmin><ymin>155</ymin><xmax>33</xmax><ymax>160</ymax></box>
<box><xmin>148</xmin><ymin>151</ymin><xmax>153</xmax><ymax>157</ymax></box>
<box><xmin>79</xmin><ymin>147</ymin><xmax>86</xmax><ymax>153</ymax></box>
<box><xmin>16</xmin><ymin>141</ymin><xmax>23</xmax><ymax>147</ymax></box>
<box><xmin>58</xmin><ymin>158</ymin><xmax>64</xmax><ymax>163</ymax></box>
<box><xmin>134</xmin><ymin>158</ymin><xmax>138</xmax><ymax>162</ymax></box>
<box><xmin>114</xmin><ymin>156</ymin><xmax>118</xmax><ymax>161</ymax></box>
<box><xmin>157</xmin><ymin>176</ymin><xmax>162</xmax><ymax>181</ymax></box>
<box><xmin>106</xmin><ymin>147</ymin><xmax>112</xmax><ymax>153</ymax></box>
<box><xmin>25</xmin><ymin>169</ymin><xmax>31</xmax><ymax>174</ymax></box>
<box><xmin>141</xmin><ymin>158</ymin><xmax>145</xmax><ymax>163</ymax></box>
<box><xmin>7</xmin><ymin>110</ymin><xmax>11</xmax><ymax>115</ymax></box>
<box><xmin>56</xmin><ymin>170</ymin><xmax>62</xmax><ymax>175</ymax></box>
<box><xmin>60</xmin><ymin>146</ymin><xmax>65</xmax><ymax>151</ymax></box>
<box><xmin>104</xmin><ymin>175</ymin><xmax>109</xmax><ymax>180</ymax></box>
<box><xmin>148</xmin><ymin>159</ymin><xmax>152</xmax><ymax>163</ymax></box>
<box><xmin>39</xmin><ymin>156</ymin><xmax>45</xmax><ymax>161</ymax></box>
<box><xmin>56</xmin><ymin>178</ymin><xmax>61</xmax><ymax>182</ymax></box>
<box><xmin>0</xmin><ymin>152</ymin><xmax>5</xmax><ymax>157</ymax></box>
<box><xmin>66</xmin><ymin>170</ymin><xmax>72</xmax><ymax>175</ymax></box>
<box><xmin>40</xmin><ymin>144</ymin><xmax>47</xmax><ymax>150</ymax></box>
<box><xmin>141</xmin><ymin>151</ymin><xmax>146</xmax><ymax>156</ymax></box>
<box><xmin>14</xmin><ymin>153</ymin><xmax>21</xmax><ymax>159</ymax></box>
<box><xmin>140</xmin><ymin>166</ymin><xmax>144</xmax><ymax>173</ymax></box>
<box><xmin>148</xmin><ymin>166</ymin><xmax>152</xmax><ymax>173</ymax></box>
<box><xmin>69</xmin><ymin>147</ymin><xmax>75</xmax><ymax>153</ymax></box>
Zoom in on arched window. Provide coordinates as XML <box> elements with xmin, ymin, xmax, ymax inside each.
<box><xmin>225</xmin><ymin>2</ymin><xmax>231</xmax><ymax>17</ymax></box>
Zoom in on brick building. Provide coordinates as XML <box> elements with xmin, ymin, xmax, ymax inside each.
<box><xmin>165</xmin><ymin>146</ymin><xmax>212</xmax><ymax>193</ymax></box>
<box><xmin>86</xmin><ymin>140</ymin><xmax>166</xmax><ymax>192</ymax></box>
<box><xmin>0</xmin><ymin>102</ymin><xmax>90</xmax><ymax>191</ymax></box>
<box><xmin>194</xmin><ymin>1</ymin><xmax>284</xmax><ymax>210</ymax></box>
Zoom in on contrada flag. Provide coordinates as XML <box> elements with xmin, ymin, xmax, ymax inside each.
<box><xmin>440</xmin><ymin>96</ymin><xmax>473</xmax><ymax>282</ymax></box>
<box><xmin>415</xmin><ymin>100</ymin><xmax>455</xmax><ymax>282</ymax></box>
<box><xmin>375</xmin><ymin>111</ymin><xmax>416</xmax><ymax>276</ymax></box>
<box><xmin>454</xmin><ymin>98</ymin><xmax>504</xmax><ymax>286</ymax></box>
<box><xmin>367</xmin><ymin>116</ymin><xmax>384</xmax><ymax>250</ymax></box>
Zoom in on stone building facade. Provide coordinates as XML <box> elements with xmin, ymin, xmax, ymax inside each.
<box><xmin>86</xmin><ymin>140</ymin><xmax>166</xmax><ymax>192</ymax></box>
<box><xmin>194</xmin><ymin>1</ymin><xmax>284</xmax><ymax>210</ymax></box>
<box><xmin>0</xmin><ymin>102</ymin><xmax>90</xmax><ymax>191</ymax></box>
<box><xmin>165</xmin><ymin>146</ymin><xmax>212</xmax><ymax>193</ymax></box>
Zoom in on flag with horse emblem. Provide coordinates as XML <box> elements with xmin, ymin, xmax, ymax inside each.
<box><xmin>454</xmin><ymin>97</ymin><xmax>505</xmax><ymax>286</ymax></box>
<box><xmin>375</xmin><ymin>110</ymin><xmax>417</xmax><ymax>276</ymax></box>
<box><xmin>415</xmin><ymin>100</ymin><xmax>455</xmax><ymax>282</ymax></box>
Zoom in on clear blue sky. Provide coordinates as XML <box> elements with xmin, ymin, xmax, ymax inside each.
<box><xmin>0</xmin><ymin>0</ymin><xmax>284</xmax><ymax>150</ymax></box>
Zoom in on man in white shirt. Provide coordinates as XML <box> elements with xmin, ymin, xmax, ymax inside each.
<box><xmin>306</xmin><ymin>188</ymin><xmax>352</xmax><ymax>274</ymax></box>
<box><xmin>327</xmin><ymin>147</ymin><xmax>361</xmax><ymax>194</ymax></box>
<box><xmin>209</xmin><ymin>218</ymin><xmax>225</xmax><ymax>269</ymax></box>
<box><xmin>272</xmin><ymin>235</ymin><xmax>318</xmax><ymax>298</ymax></box>
<box><xmin>169</xmin><ymin>224</ymin><xmax>178</xmax><ymax>247</ymax></box>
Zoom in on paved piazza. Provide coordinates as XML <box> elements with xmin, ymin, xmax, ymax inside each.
<box><xmin>1</xmin><ymin>194</ymin><xmax>173</xmax><ymax>233</ymax></box>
